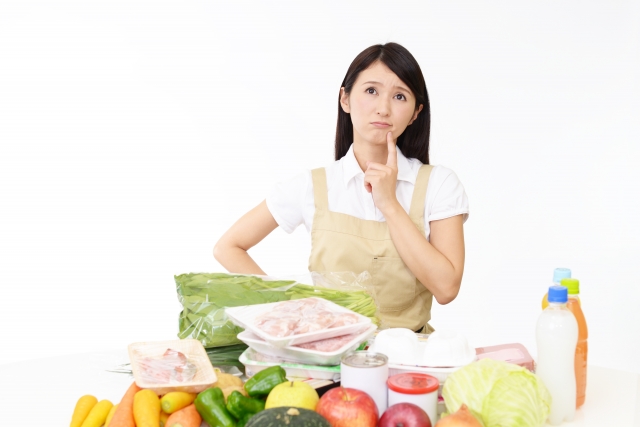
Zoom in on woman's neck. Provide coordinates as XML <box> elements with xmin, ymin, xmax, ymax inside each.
<box><xmin>352</xmin><ymin>139</ymin><xmax>391</xmax><ymax>172</ymax></box>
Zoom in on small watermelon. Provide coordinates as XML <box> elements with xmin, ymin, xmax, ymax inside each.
<box><xmin>245</xmin><ymin>407</ymin><xmax>331</xmax><ymax>427</ymax></box>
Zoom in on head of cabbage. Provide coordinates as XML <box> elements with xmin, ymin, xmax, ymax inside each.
<box><xmin>442</xmin><ymin>358</ymin><xmax>551</xmax><ymax>427</ymax></box>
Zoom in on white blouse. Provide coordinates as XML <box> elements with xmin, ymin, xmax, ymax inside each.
<box><xmin>266</xmin><ymin>145</ymin><xmax>469</xmax><ymax>240</ymax></box>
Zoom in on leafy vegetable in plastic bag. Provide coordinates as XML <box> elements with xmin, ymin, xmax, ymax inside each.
<box><xmin>442</xmin><ymin>358</ymin><xmax>551</xmax><ymax>427</ymax></box>
<box><xmin>175</xmin><ymin>272</ymin><xmax>380</xmax><ymax>348</ymax></box>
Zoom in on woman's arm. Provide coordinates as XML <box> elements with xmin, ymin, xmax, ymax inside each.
<box><xmin>213</xmin><ymin>200</ymin><xmax>278</xmax><ymax>275</ymax></box>
<box><xmin>364</xmin><ymin>132</ymin><xmax>465</xmax><ymax>304</ymax></box>
<box><xmin>384</xmin><ymin>210</ymin><xmax>465</xmax><ymax>305</ymax></box>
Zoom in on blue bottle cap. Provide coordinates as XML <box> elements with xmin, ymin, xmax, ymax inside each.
<box><xmin>548</xmin><ymin>285</ymin><xmax>568</xmax><ymax>303</ymax></box>
<box><xmin>552</xmin><ymin>268</ymin><xmax>571</xmax><ymax>284</ymax></box>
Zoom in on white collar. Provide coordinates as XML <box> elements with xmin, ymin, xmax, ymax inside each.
<box><xmin>342</xmin><ymin>144</ymin><xmax>415</xmax><ymax>188</ymax></box>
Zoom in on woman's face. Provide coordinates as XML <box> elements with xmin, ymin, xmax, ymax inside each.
<box><xmin>340</xmin><ymin>61</ymin><xmax>423</xmax><ymax>147</ymax></box>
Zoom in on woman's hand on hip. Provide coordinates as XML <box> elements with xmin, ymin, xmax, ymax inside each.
<box><xmin>364</xmin><ymin>131</ymin><xmax>401</xmax><ymax>215</ymax></box>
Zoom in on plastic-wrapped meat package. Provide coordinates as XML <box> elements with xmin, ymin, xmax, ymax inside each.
<box><xmin>253</xmin><ymin>298</ymin><xmax>360</xmax><ymax>337</ymax></box>
<box><xmin>138</xmin><ymin>349</ymin><xmax>197</xmax><ymax>384</ymax></box>
<box><xmin>293</xmin><ymin>332</ymin><xmax>361</xmax><ymax>352</ymax></box>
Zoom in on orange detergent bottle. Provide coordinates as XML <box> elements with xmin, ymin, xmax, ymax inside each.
<box><xmin>562</xmin><ymin>277</ymin><xmax>588</xmax><ymax>408</ymax></box>
<box><xmin>542</xmin><ymin>268</ymin><xmax>572</xmax><ymax>309</ymax></box>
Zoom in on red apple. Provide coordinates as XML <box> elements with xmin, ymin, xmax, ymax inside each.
<box><xmin>316</xmin><ymin>387</ymin><xmax>378</xmax><ymax>427</ymax></box>
<box><xmin>379</xmin><ymin>403</ymin><xmax>432</xmax><ymax>427</ymax></box>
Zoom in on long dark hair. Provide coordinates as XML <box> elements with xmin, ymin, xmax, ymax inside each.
<box><xmin>335</xmin><ymin>43</ymin><xmax>430</xmax><ymax>164</ymax></box>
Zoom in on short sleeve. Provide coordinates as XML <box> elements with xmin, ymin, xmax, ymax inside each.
<box><xmin>425</xmin><ymin>166</ymin><xmax>470</xmax><ymax>223</ymax></box>
<box><xmin>265</xmin><ymin>170</ymin><xmax>313</xmax><ymax>234</ymax></box>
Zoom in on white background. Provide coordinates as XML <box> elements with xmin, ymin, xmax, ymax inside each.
<box><xmin>1</xmin><ymin>0</ymin><xmax>639</xmax><ymax>374</ymax></box>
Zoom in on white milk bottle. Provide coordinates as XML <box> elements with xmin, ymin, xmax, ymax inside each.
<box><xmin>536</xmin><ymin>285</ymin><xmax>578</xmax><ymax>425</ymax></box>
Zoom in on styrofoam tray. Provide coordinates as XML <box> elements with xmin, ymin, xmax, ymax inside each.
<box><xmin>240</xmin><ymin>348</ymin><xmax>341</xmax><ymax>381</ymax></box>
<box><xmin>128</xmin><ymin>339</ymin><xmax>217</xmax><ymax>395</ymax></box>
<box><xmin>226</xmin><ymin>297</ymin><xmax>372</xmax><ymax>348</ymax></box>
<box><xmin>238</xmin><ymin>324</ymin><xmax>376</xmax><ymax>366</ymax></box>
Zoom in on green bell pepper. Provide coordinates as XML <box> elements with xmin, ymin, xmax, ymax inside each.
<box><xmin>243</xmin><ymin>365</ymin><xmax>288</xmax><ymax>398</ymax></box>
<box><xmin>237</xmin><ymin>413</ymin><xmax>253</xmax><ymax>427</ymax></box>
<box><xmin>195</xmin><ymin>387</ymin><xmax>237</xmax><ymax>427</ymax></box>
<box><xmin>226</xmin><ymin>390</ymin><xmax>265</xmax><ymax>419</ymax></box>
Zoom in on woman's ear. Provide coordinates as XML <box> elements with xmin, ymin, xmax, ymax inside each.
<box><xmin>339</xmin><ymin>87</ymin><xmax>350</xmax><ymax>114</ymax></box>
<box><xmin>408</xmin><ymin>104</ymin><xmax>424</xmax><ymax>125</ymax></box>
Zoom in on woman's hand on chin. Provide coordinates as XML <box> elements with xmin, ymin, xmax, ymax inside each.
<box><xmin>364</xmin><ymin>131</ymin><xmax>401</xmax><ymax>216</ymax></box>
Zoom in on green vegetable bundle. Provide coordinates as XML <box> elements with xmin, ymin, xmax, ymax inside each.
<box><xmin>176</xmin><ymin>272</ymin><xmax>379</xmax><ymax>348</ymax></box>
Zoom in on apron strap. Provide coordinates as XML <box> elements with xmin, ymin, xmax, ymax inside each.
<box><xmin>311</xmin><ymin>168</ymin><xmax>329</xmax><ymax>211</ymax></box>
<box><xmin>408</xmin><ymin>164</ymin><xmax>434</xmax><ymax>225</ymax></box>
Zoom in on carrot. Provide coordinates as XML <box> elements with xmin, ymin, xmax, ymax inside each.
<box><xmin>159</xmin><ymin>410</ymin><xmax>169</xmax><ymax>427</ymax></box>
<box><xmin>165</xmin><ymin>404</ymin><xmax>201</xmax><ymax>427</ymax></box>
<box><xmin>80</xmin><ymin>399</ymin><xmax>114</xmax><ymax>427</ymax></box>
<box><xmin>104</xmin><ymin>404</ymin><xmax>118</xmax><ymax>427</ymax></box>
<box><xmin>70</xmin><ymin>395</ymin><xmax>98</xmax><ymax>427</ymax></box>
<box><xmin>108</xmin><ymin>381</ymin><xmax>142</xmax><ymax>427</ymax></box>
<box><xmin>133</xmin><ymin>389</ymin><xmax>161</xmax><ymax>427</ymax></box>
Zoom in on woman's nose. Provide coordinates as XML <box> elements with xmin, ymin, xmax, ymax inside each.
<box><xmin>377</xmin><ymin>97</ymin><xmax>391</xmax><ymax>116</ymax></box>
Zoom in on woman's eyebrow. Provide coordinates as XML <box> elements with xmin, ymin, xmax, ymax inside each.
<box><xmin>361</xmin><ymin>81</ymin><xmax>410</xmax><ymax>93</ymax></box>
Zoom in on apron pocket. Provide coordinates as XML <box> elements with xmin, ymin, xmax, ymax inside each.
<box><xmin>371</xmin><ymin>256</ymin><xmax>416</xmax><ymax>312</ymax></box>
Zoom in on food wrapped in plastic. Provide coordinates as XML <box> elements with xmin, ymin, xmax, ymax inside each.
<box><xmin>175</xmin><ymin>272</ymin><xmax>381</xmax><ymax>348</ymax></box>
<box><xmin>128</xmin><ymin>339</ymin><xmax>217</xmax><ymax>394</ymax></box>
<box><xmin>253</xmin><ymin>298</ymin><xmax>361</xmax><ymax>337</ymax></box>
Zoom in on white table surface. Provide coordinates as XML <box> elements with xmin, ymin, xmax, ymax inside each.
<box><xmin>1</xmin><ymin>349</ymin><xmax>638</xmax><ymax>426</ymax></box>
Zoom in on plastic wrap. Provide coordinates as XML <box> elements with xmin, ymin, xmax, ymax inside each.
<box><xmin>128</xmin><ymin>339</ymin><xmax>217</xmax><ymax>394</ymax></box>
<box><xmin>175</xmin><ymin>272</ymin><xmax>381</xmax><ymax>348</ymax></box>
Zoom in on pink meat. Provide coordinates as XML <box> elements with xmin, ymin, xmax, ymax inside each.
<box><xmin>253</xmin><ymin>299</ymin><xmax>362</xmax><ymax>337</ymax></box>
<box><xmin>294</xmin><ymin>333</ymin><xmax>359</xmax><ymax>352</ymax></box>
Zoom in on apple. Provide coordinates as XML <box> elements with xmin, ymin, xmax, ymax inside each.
<box><xmin>379</xmin><ymin>403</ymin><xmax>432</xmax><ymax>427</ymax></box>
<box><xmin>315</xmin><ymin>387</ymin><xmax>378</xmax><ymax>427</ymax></box>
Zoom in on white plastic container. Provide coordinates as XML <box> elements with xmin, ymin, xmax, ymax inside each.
<box><xmin>371</xmin><ymin>328</ymin><xmax>419</xmax><ymax>365</ymax></box>
<box><xmin>237</xmin><ymin>324</ymin><xmax>376</xmax><ymax>366</ymax></box>
<box><xmin>387</xmin><ymin>373</ymin><xmax>439</xmax><ymax>426</ymax></box>
<box><xmin>239</xmin><ymin>348</ymin><xmax>341</xmax><ymax>381</ymax></box>
<box><xmin>536</xmin><ymin>285</ymin><xmax>578</xmax><ymax>425</ymax></box>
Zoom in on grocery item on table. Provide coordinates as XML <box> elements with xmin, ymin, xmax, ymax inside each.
<box><xmin>387</xmin><ymin>373</ymin><xmax>439</xmax><ymax>426</ymax></box>
<box><xmin>442</xmin><ymin>358</ymin><xmax>551</xmax><ymax>427</ymax></box>
<box><xmin>341</xmin><ymin>351</ymin><xmax>389</xmax><ymax>418</ymax></box>
<box><xmin>561</xmin><ymin>277</ymin><xmax>588</xmax><ymax>408</ymax></box>
<box><xmin>316</xmin><ymin>387</ymin><xmax>379</xmax><ymax>427</ymax></box>
<box><xmin>536</xmin><ymin>285</ymin><xmax>578</xmax><ymax>425</ymax></box>
<box><xmin>128</xmin><ymin>339</ymin><xmax>217</xmax><ymax>394</ymax></box>
<box><xmin>240</xmin><ymin>348</ymin><xmax>341</xmax><ymax>381</ymax></box>
<box><xmin>541</xmin><ymin>267</ymin><xmax>571</xmax><ymax>309</ymax></box>
<box><xmin>175</xmin><ymin>272</ymin><xmax>379</xmax><ymax>348</ymax></box>
<box><xmin>371</xmin><ymin>328</ymin><xmax>419</xmax><ymax>365</ymax></box>
<box><xmin>421</xmin><ymin>330</ymin><xmax>476</xmax><ymax>368</ymax></box>
<box><xmin>475</xmin><ymin>342</ymin><xmax>535</xmax><ymax>371</ymax></box>
<box><xmin>246</xmin><ymin>407</ymin><xmax>332</xmax><ymax>427</ymax></box>
<box><xmin>237</xmin><ymin>324</ymin><xmax>375</xmax><ymax>366</ymax></box>
<box><xmin>226</xmin><ymin>297</ymin><xmax>372</xmax><ymax>348</ymax></box>
<box><xmin>138</xmin><ymin>349</ymin><xmax>197</xmax><ymax>384</ymax></box>
<box><xmin>253</xmin><ymin>298</ymin><xmax>361</xmax><ymax>337</ymax></box>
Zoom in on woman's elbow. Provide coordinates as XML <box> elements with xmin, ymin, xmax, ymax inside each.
<box><xmin>433</xmin><ymin>281</ymin><xmax>461</xmax><ymax>305</ymax></box>
<box><xmin>213</xmin><ymin>240</ymin><xmax>227</xmax><ymax>263</ymax></box>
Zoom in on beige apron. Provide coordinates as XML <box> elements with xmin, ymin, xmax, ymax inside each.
<box><xmin>308</xmin><ymin>165</ymin><xmax>435</xmax><ymax>333</ymax></box>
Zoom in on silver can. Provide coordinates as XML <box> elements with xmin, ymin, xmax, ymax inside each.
<box><xmin>340</xmin><ymin>351</ymin><xmax>389</xmax><ymax>418</ymax></box>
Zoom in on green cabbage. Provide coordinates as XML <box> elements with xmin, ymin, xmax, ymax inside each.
<box><xmin>442</xmin><ymin>358</ymin><xmax>552</xmax><ymax>427</ymax></box>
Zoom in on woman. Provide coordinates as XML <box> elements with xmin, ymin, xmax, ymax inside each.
<box><xmin>214</xmin><ymin>43</ymin><xmax>469</xmax><ymax>333</ymax></box>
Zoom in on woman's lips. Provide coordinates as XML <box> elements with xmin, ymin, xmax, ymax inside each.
<box><xmin>371</xmin><ymin>122</ymin><xmax>391</xmax><ymax>128</ymax></box>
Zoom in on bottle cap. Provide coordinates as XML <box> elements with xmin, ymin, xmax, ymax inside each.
<box><xmin>552</xmin><ymin>268</ymin><xmax>571</xmax><ymax>285</ymax></box>
<box><xmin>560</xmin><ymin>278</ymin><xmax>580</xmax><ymax>295</ymax></box>
<box><xmin>547</xmin><ymin>285</ymin><xmax>568</xmax><ymax>303</ymax></box>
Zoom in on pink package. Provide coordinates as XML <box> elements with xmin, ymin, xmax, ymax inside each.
<box><xmin>475</xmin><ymin>343</ymin><xmax>535</xmax><ymax>371</ymax></box>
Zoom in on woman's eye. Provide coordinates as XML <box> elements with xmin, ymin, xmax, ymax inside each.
<box><xmin>366</xmin><ymin>87</ymin><xmax>377</xmax><ymax>94</ymax></box>
<box><xmin>395</xmin><ymin>93</ymin><xmax>406</xmax><ymax>101</ymax></box>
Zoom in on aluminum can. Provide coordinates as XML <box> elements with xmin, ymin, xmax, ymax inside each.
<box><xmin>341</xmin><ymin>351</ymin><xmax>389</xmax><ymax>417</ymax></box>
